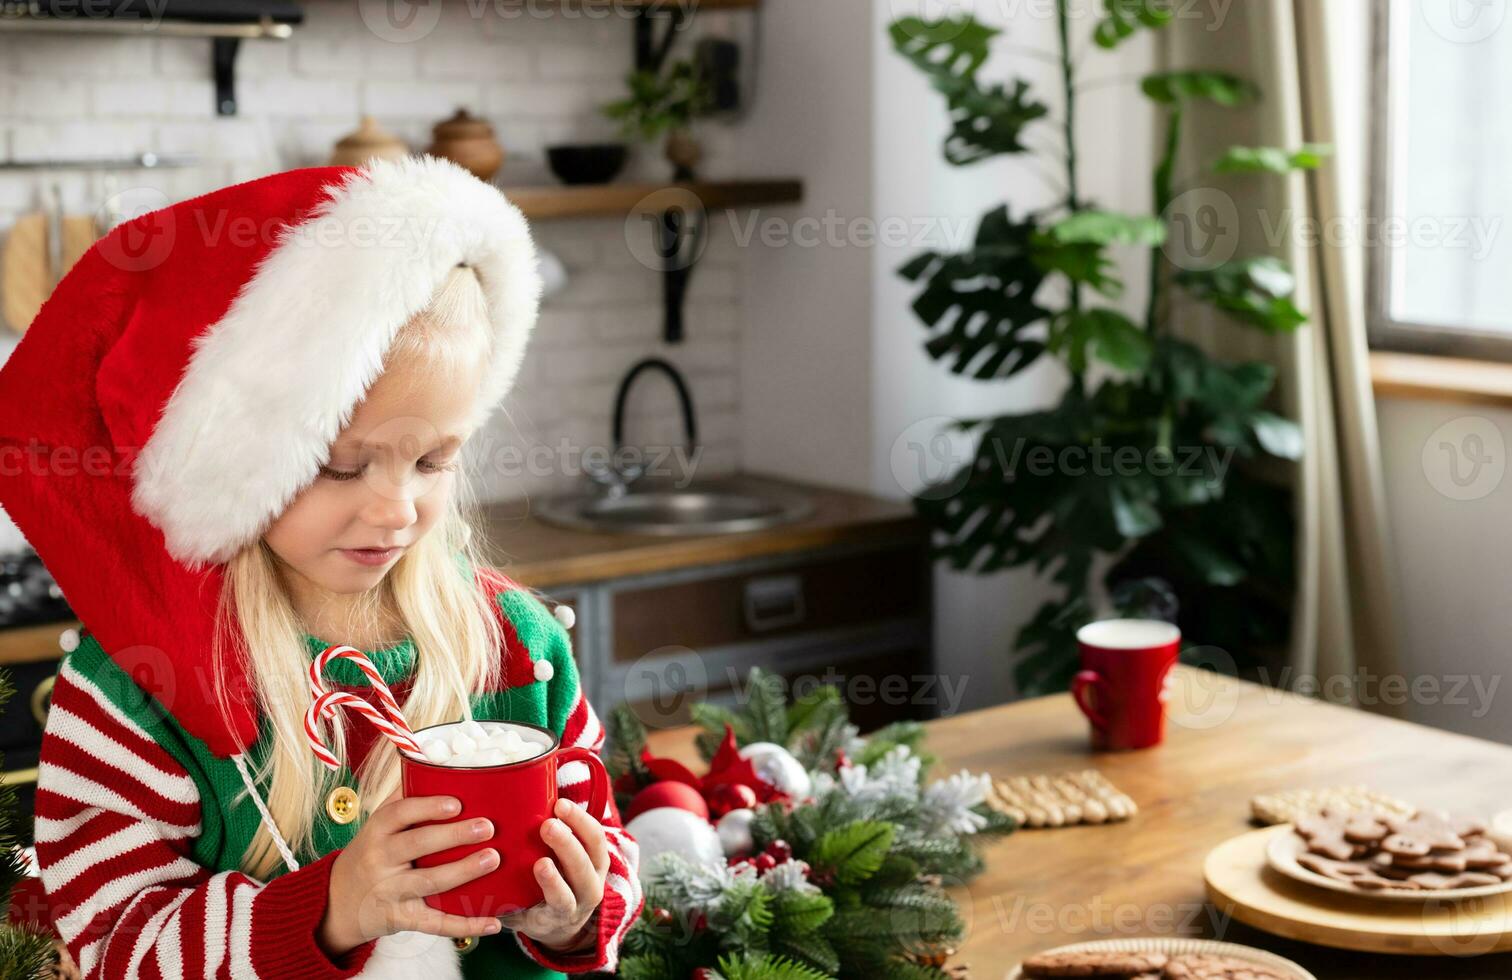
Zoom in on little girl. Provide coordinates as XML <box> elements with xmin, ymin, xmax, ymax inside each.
<box><xmin>0</xmin><ymin>156</ymin><xmax>642</xmax><ymax>978</ymax></box>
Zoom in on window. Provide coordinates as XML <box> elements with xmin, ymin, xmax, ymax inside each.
<box><xmin>1369</xmin><ymin>0</ymin><xmax>1512</xmax><ymax>359</ymax></box>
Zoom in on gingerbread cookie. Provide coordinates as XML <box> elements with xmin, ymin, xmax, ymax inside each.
<box><xmin>1378</xmin><ymin>810</ymin><xmax>1485</xmax><ymax>857</ymax></box>
<box><xmin>1297</xmin><ymin>852</ymin><xmax>1413</xmax><ymax>890</ymax></box>
<box><xmin>1295</xmin><ymin>807</ymin><xmax>1389</xmax><ymax>861</ymax></box>
<box><xmin>1020</xmin><ymin>950</ymin><xmax>1169</xmax><ymax>977</ymax></box>
<box><xmin>1164</xmin><ymin>954</ymin><xmax>1294</xmax><ymax>979</ymax></box>
<box><xmin>1291</xmin><ymin>805</ymin><xmax>1512</xmax><ymax>893</ymax></box>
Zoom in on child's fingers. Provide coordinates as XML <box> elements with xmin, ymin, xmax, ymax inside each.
<box><xmin>407</xmin><ymin>847</ymin><xmax>500</xmax><ymax>898</ymax></box>
<box><xmin>375</xmin><ymin>794</ymin><xmax>462</xmax><ymax>834</ymax></box>
<box><xmin>555</xmin><ymin>798</ymin><xmax>610</xmax><ymax>877</ymax></box>
<box><xmin>410</xmin><ymin>908</ymin><xmax>503</xmax><ymax>940</ymax></box>
<box><xmin>540</xmin><ymin>817</ymin><xmax>599</xmax><ymax>899</ymax></box>
<box><xmin>392</xmin><ymin>817</ymin><xmax>494</xmax><ymax>864</ymax></box>
<box><xmin>534</xmin><ymin>857</ymin><xmax>577</xmax><ymax>915</ymax></box>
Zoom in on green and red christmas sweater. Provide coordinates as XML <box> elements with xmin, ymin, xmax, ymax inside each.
<box><xmin>31</xmin><ymin>567</ymin><xmax>643</xmax><ymax>979</ymax></box>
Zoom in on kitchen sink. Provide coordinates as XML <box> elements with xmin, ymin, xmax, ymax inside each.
<box><xmin>534</xmin><ymin>479</ymin><xmax>815</xmax><ymax>536</ymax></box>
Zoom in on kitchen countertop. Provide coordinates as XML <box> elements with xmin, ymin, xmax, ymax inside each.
<box><xmin>477</xmin><ymin>471</ymin><xmax>926</xmax><ymax>589</ymax></box>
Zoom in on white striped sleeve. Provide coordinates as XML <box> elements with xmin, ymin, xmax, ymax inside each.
<box><xmin>34</xmin><ymin>660</ymin><xmax>377</xmax><ymax>979</ymax></box>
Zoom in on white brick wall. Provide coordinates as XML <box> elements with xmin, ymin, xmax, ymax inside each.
<box><xmin>0</xmin><ymin>0</ymin><xmax>751</xmax><ymax>507</ymax></box>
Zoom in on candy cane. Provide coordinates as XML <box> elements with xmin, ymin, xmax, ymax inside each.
<box><xmin>309</xmin><ymin>645</ymin><xmax>408</xmax><ymax>724</ymax></box>
<box><xmin>304</xmin><ymin>690</ymin><xmax>423</xmax><ymax>770</ymax></box>
<box><xmin>304</xmin><ymin>644</ymin><xmax>423</xmax><ymax>770</ymax></box>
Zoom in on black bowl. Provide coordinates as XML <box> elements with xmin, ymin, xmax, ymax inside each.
<box><xmin>547</xmin><ymin>143</ymin><xmax>629</xmax><ymax>186</ymax></box>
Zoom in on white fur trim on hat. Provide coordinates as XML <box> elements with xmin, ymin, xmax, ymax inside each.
<box><xmin>130</xmin><ymin>155</ymin><xmax>542</xmax><ymax>569</ymax></box>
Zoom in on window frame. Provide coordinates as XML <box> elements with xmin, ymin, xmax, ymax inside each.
<box><xmin>1367</xmin><ymin>0</ymin><xmax>1512</xmax><ymax>362</ymax></box>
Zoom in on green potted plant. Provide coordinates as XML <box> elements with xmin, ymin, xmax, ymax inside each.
<box><xmin>603</xmin><ymin>59</ymin><xmax>715</xmax><ymax>181</ymax></box>
<box><xmin>889</xmin><ymin>4</ymin><xmax>1329</xmax><ymax>694</ymax></box>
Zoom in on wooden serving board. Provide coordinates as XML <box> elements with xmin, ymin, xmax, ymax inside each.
<box><xmin>1205</xmin><ymin>826</ymin><xmax>1512</xmax><ymax>956</ymax></box>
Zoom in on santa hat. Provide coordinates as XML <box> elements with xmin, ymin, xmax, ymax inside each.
<box><xmin>0</xmin><ymin>155</ymin><xmax>542</xmax><ymax>757</ymax></box>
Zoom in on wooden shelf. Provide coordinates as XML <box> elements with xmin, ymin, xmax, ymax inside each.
<box><xmin>503</xmin><ymin>179</ymin><xmax>803</xmax><ymax>221</ymax></box>
<box><xmin>1370</xmin><ymin>351</ymin><xmax>1512</xmax><ymax>410</ymax></box>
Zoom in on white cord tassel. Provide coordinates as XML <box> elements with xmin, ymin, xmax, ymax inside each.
<box><xmin>232</xmin><ymin>752</ymin><xmax>301</xmax><ymax>873</ymax></box>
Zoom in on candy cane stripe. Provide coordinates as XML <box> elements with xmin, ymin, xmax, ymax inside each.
<box><xmin>304</xmin><ymin>648</ymin><xmax>423</xmax><ymax>770</ymax></box>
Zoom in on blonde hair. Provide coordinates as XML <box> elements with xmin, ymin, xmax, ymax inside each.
<box><xmin>213</xmin><ymin>265</ymin><xmax>507</xmax><ymax>879</ymax></box>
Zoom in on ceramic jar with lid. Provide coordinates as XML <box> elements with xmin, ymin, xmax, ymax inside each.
<box><xmin>328</xmin><ymin>115</ymin><xmax>410</xmax><ymax>167</ymax></box>
<box><xmin>426</xmin><ymin>109</ymin><xmax>505</xmax><ymax>181</ymax></box>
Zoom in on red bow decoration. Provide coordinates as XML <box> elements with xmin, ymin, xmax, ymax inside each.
<box><xmin>638</xmin><ymin>724</ymin><xmax>790</xmax><ymax>811</ymax></box>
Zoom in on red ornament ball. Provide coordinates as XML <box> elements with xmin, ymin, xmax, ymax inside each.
<box><xmin>625</xmin><ymin>781</ymin><xmax>711</xmax><ymax>822</ymax></box>
<box><xmin>706</xmin><ymin>782</ymin><xmax>758</xmax><ymax>817</ymax></box>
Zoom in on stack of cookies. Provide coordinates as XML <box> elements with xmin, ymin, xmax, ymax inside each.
<box><xmin>1293</xmin><ymin>807</ymin><xmax>1512</xmax><ymax>891</ymax></box>
<box><xmin>1021</xmin><ymin>950</ymin><xmax>1294</xmax><ymax>979</ymax></box>
<box><xmin>987</xmin><ymin>770</ymin><xmax>1138</xmax><ymax>828</ymax></box>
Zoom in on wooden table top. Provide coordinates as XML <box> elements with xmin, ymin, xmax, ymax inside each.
<box><xmin>644</xmin><ymin>666</ymin><xmax>1512</xmax><ymax>979</ymax></box>
<box><xmin>476</xmin><ymin>470</ymin><xmax>923</xmax><ymax>589</ymax></box>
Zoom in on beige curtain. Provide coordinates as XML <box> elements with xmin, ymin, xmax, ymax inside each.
<box><xmin>1158</xmin><ymin>0</ymin><xmax>1403</xmax><ymax>703</ymax></box>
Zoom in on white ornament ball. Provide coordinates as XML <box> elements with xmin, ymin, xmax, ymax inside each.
<box><xmin>716</xmin><ymin>807</ymin><xmax>756</xmax><ymax>856</ymax></box>
<box><xmin>533</xmin><ymin>658</ymin><xmax>555</xmax><ymax>682</ymax></box>
<box><xmin>553</xmin><ymin>604</ymin><xmax>576</xmax><ymax>629</ymax></box>
<box><xmin>738</xmin><ymin>742</ymin><xmax>812</xmax><ymax>799</ymax></box>
<box><xmin>625</xmin><ymin>806</ymin><xmax>724</xmax><ymax>873</ymax></box>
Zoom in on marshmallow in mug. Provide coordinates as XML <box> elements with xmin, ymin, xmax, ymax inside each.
<box><xmin>416</xmin><ymin>720</ymin><xmax>548</xmax><ymax>768</ymax></box>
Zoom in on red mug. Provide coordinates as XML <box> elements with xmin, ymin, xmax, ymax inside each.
<box><xmin>401</xmin><ymin>720</ymin><xmax>611</xmax><ymax>916</ymax></box>
<box><xmin>1070</xmin><ymin>619</ymin><xmax>1181</xmax><ymax>751</ymax></box>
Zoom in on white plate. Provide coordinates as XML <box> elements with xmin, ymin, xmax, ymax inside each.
<box><xmin>1005</xmin><ymin>937</ymin><xmax>1315</xmax><ymax>980</ymax></box>
<box><xmin>1267</xmin><ymin>826</ymin><xmax>1512</xmax><ymax>903</ymax></box>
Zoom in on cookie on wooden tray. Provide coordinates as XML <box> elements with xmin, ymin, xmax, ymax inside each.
<box><xmin>1378</xmin><ymin>810</ymin><xmax>1486</xmax><ymax>857</ymax></box>
<box><xmin>1296</xmin><ymin>852</ymin><xmax>1412</xmax><ymax>890</ymax></box>
<box><xmin>1294</xmin><ymin>807</ymin><xmax>1390</xmax><ymax>861</ymax></box>
<box><xmin>1402</xmin><ymin>870</ymin><xmax>1505</xmax><ymax>890</ymax></box>
<box><xmin>1290</xmin><ymin>803</ymin><xmax>1512</xmax><ymax>893</ymax></box>
<box><xmin>1020</xmin><ymin>950</ymin><xmax>1168</xmax><ymax>977</ymax></box>
<box><xmin>1163</xmin><ymin>953</ymin><xmax>1294</xmax><ymax>979</ymax></box>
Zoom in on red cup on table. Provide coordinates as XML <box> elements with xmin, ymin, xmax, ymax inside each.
<box><xmin>1070</xmin><ymin>619</ymin><xmax>1181</xmax><ymax>751</ymax></box>
<box><xmin>401</xmin><ymin>720</ymin><xmax>611</xmax><ymax>916</ymax></box>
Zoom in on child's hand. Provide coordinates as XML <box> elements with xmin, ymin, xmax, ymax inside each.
<box><xmin>318</xmin><ymin>791</ymin><xmax>505</xmax><ymax>957</ymax></box>
<box><xmin>499</xmin><ymin>797</ymin><xmax>610</xmax><ymax>953</ymax></box>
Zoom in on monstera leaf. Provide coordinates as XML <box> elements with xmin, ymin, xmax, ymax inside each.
<box><xmin>1094</xmin><ymin>0</ymin><xmax>1174</xmax><ymax>49</ymax></box>
<box><xmin>944</xmin><ymin>78</ymin><xmax>1049</xmax><ymax>164</ymax></box>
<box><xmin>1175</xmin><ymin>256</ymin><xmax>1306</xmax><ymax>334</ymax></box>
<box><xmin>898</xmin><ymin>205</ymin><xmax>1051</xmax><ymax>379</ymax></box>
<box><xmin>888</xmin><ymin>15</ymin><xmax>997</xmax><ymax>84</ymax></box>
<box><xmin>1142</xmin><ymin>71</ymin><xmax>1260</xmax><ymax>107</ymax></box>
<box><xmin>1157</xmin><ymin>337</ymin><xmax>1303</xmax><ymax>463</ymax></box>
<box><xmin>1048</xmin><ymin>308</ymin><xmax>1152</xmax><ymax>373</ymax></box>
<box><xmin>888</xmin><ymin>16</ymin><xmax>1048</xmax><ymax>165</ymax></box>
<box><xmin>1213</xmin><ymin>144</ymin><xmax>1332</xmax><ymax>174</ymax></box>
<box><xmin>1043</xmin><ymin>210</ymin><xmax>1167</xmax><ymax>247</ymax></box>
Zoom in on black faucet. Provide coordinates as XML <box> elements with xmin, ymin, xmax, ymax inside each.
<box><xmin>587</xmin><ymin>357</ymin><xmax>699</xmax><ymax>496</ymax></box>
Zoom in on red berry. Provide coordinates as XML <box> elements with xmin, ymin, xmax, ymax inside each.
<box><xmin>766</xmin><ymin>839</ymin><xmax>792</xmax><ymax>862</ymax></box>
